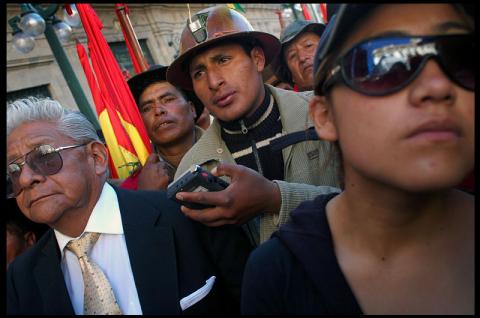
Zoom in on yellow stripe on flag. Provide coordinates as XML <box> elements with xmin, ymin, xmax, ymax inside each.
<box><xmin>117</xmin><ymin>111</ymin><xmax>150</xmax><ymax>166</ymax></box>
<box><xmin>99</xmin><ymin>110</ymin><xmax>142</xmax><ymax>179</ymax></box>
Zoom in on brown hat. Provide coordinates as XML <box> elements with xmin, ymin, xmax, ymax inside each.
<box><xmin>166</xmin><ymin>5</ymin><xmax>281</xmax><ymax>90</ymax></box>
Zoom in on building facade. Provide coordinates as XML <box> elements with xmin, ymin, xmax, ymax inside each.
<box><xmin>6</xmin><ymin>3</ymin><xmax>287</xmax><ymax>114</ymax></box>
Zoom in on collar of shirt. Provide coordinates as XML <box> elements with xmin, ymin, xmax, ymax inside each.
<box><xmin>54</xmin><ymin>183</ymin><xmax>124</xmax><ymax>258</ymax></box>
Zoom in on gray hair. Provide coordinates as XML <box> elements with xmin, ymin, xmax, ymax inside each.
<box><xmin>7</xmin><ymin>97</ymin><xmax>100</xmax><ymax>144</ymax></box>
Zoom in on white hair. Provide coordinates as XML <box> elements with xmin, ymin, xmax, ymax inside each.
<box><xmin>7</xmin><ymin>96</ymin><xmax>100</xmax><ymax>144</ymax></box>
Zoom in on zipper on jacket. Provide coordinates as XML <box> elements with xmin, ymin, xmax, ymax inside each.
<box><xmin>240</xmin><ymin>120</ymin><xmax>264</xmax><ymax>176</ymax></box>
<box><xmin>239</xmin><ymin>119</ymin><xmax>263</xmax><ymax>247</ymax></box>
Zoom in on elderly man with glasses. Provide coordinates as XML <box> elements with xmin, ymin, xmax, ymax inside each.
<box><xmin>6</xmin><ymin>97</ymin><xmax>252</xmax><ymax>315</ymax></box>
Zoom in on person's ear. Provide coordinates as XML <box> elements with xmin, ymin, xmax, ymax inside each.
<box><xmin>86</xmin><ymin>141</ymin><xmax>109</xmax><ymax>176</ymax></box>
<box><xmin>187</xmin><ymin>101</ymin><xmax>196</xmax><ymax>119</ymax></box>
<box><xmin>251</xmin><ymin>46</ymin><xmax>266</xmax><ymax>73</ymax></box>
<box><xmin>309</xmin><ymin>95</ymin><xmax>338</xmax><ymax>142</ymax></box>
<box><xmin>23</xmin><ymin>231</ymin><xmax>36</xmax><ymax>248</ymax></box>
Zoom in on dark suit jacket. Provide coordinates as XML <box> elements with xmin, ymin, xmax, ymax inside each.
<box><xmin>6</xmin><ymin>186</ymin><xmax>253</xmax><ymax>314</ymax></box>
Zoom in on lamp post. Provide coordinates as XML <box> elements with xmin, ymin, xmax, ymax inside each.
<box><xmin>8</xmin><ymin>3</ymin><xmax>100</xmax><ymax>131</ymax></box>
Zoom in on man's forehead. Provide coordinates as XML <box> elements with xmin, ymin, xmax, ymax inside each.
<box><xmin>144</xmin><ymin>81</ymin><xmax>173</xmax><ymax>92</ymax></box>
<box><xmin>189</xmin><ymin>42</ymin><xmax>242</xmax><ymax>67</ymax></box>
<box><xmin>141</xmin><ymin>81</ymin><xmax>180</xmax><ymax>99</ymax></box>
<box><xmin>7</xmin><ymin>121</ymin><xmax>63</xmax><ymax>159</ymax></box>
<box><xmin>287</xmin><ymin>32</ymin><xmax>321</xmax><ymax>49</ymax></box>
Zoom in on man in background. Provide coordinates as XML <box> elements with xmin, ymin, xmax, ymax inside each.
<box><xmin>272</xmin><ymin>20</ymin><xmax>325</xmax><ymax>92</ymax></box>
<box><xmin>120</xmin><ymin>64</ymin><xmax>206</xmax><ymax>190</ymax></box>
<box><xmin>7</xmin><ymin>97</ymin><xmax>252</xmax><ymax>314</ymax></box>
<box><xmin>167</xmin><ymin>5</ymin><xmax>339</xmax><ymax>246</ymax></box>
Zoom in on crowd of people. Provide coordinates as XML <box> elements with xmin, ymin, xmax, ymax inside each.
<box><xmin>6</xmin><ymin>3</ymin><xmax>474</xmax><ymax>315</ymax></box>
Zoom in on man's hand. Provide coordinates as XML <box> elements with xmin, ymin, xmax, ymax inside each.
<box><xmin>137</xmin><ymin>153</ymin><xmax>170</xmax><ymax>190</ymax></box>
<box><xmin>175</xmin><ymin>163</ymin><xmax>281</xmax><ymax>227</ymax></box>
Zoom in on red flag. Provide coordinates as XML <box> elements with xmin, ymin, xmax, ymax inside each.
<box><xmin>320</xmin><ymin>3</ymin><xmax>328</xmax><ymax>23</ymax></box>
<box><xmin>75</xmin><ymin>4</ymin><xmax>152</xmax><ymax>179</ymax></box>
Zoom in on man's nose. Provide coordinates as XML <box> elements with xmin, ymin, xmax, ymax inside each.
<box><xmin>207</xmin><ymin>70</ymin><xmax>225</xmax><ymax>90</ymax></box>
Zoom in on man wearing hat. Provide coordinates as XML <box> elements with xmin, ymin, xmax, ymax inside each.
<box><xmin>166</xmin><ymin>5</ymin><xmax>339</xmax><ymax>246</ymax></box>
<box><xmin>120</xmin><ymin>65</ymin><xmax>206</xmax><ymax>190</ymax></box>
<box><xmin>272</xmin><ymin>20</ymin><xmax>326</xmax><ymax>92</ymax></box>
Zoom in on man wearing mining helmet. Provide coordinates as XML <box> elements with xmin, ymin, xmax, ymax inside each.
<box><xmin>167</xmin><ymin>5</ymin><xmax>340</xmax><ymax>246</ymax></box>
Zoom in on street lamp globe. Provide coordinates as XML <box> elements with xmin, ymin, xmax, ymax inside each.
<box><xmin>53</xmin><ymin>21</ymin><xmax>73</xmax><ymax>44</ymax></box>
<box><xmin>19</xmin><ymin>12</ymin><xmax>46</xmax><ymax>37</ymax></box>
<box><xmin>12</xmin><ymin>31</ymin><xmax>36</xmax><ymax>54</ymax></box>
<box><xmin>283</xmin><ymin>8</ymin><xmax>292</xmax><ymax>19</ymax></box>
<box><xmin>63</xmin><ymin>4</ymin><xmax>82</xmax><ymax>28</ymax></box>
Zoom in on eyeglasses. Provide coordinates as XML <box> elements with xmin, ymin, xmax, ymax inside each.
<box><xmin>6</xmin><ymin>143</ymin><xmax>87</xmax><ymax>198</ymax></box>
<box><xmin>318</xmin><ymin>34</ymin><xmax>474</xmax><ymax>96</ymax></box>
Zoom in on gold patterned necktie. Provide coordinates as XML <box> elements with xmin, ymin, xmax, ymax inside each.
<box><xmin>66</xmin><ymin>232</ymin><xmax>122</xmax><ymax>315</ymax></box>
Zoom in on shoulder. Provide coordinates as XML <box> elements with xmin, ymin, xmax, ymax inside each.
<box><xmin>267</xmin><ymin>84</ymin><xmax>313</xmax><ymax>103</ymax></box>
<box><xmin>114</xmin><ymin>185</ymin><xmax>171</xmax><ymax>206</ymax></box>
<box><xmin>288</xmin><ymin>193</ymin><xmax>336</xmax><ymax>221</ymax></box>
<box><xmin>275</xmin><ymin>193</ymin><xmax>338</xmax><ymax>251</ymax></box>
<box><xmin>293</xmin><ymin>192</ymin><xmax>337</xmax><ymax>217</ymax></box>
<box><xmin>245</xmin><ymin>237</ymin><xmax>294</xmax><ymax>277</ymax></box>
<box><xmin>194</xmin><ymin>125</ymin><xmax>205</xmax><ymax>141</ymax></box>
<box><xmin>113</xmin><ymin>186</ymin><xmax>184</xmax><ymax>222</ymax></box>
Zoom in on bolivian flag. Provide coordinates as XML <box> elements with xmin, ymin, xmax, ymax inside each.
<box><xmin>76</xmin><ymin>4</ymin><xmax>152</xmax><ymax>179</ymax></box>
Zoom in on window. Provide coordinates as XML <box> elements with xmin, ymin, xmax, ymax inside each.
<box><xmin>109</xmin><ymin>39</ymin><xmax>155</xmax><ymax>77</ymax></box>
<box><xmin>7</xmin><ymin>84</ymin><xmax>51</xmax><ymax>103</ymax></box>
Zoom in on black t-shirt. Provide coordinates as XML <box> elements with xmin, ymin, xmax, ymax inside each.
<box><xmin>241</xmin><ymin>193</ymin><xmax>363</xmax><ymax>314</ymax></box>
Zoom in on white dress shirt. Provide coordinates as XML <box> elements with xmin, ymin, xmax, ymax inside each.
<box><xmin>55</xmin><ymin>183</ymin><xmax>142</xmax><ymax>315</ymax></box>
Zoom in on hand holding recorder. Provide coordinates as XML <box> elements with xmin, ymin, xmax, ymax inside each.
<box><xmin>170</xmin><ymin>163</ymin><xmax>281</xmax><ymax>227</ymax></box>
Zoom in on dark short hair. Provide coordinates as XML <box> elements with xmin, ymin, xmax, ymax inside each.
<box><xmin>7</xmin><ymin>199</ymin><xmax>48</xmax><ymax>239</ymax></box>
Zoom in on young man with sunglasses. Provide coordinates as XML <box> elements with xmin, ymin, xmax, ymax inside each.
<box><xmin>242</xmin><ymin>4</ymin><xmax>474</xmax><ymax>314</ymax></box>
<box><xmin>6</xmin><ymin>97</ymin><xmax>253</xmax><ymax>314</ymax></box>
<box><xmin>166</xmin><ymin>5</ymin><xmax>340</xmax><ymax>246</ymax></box>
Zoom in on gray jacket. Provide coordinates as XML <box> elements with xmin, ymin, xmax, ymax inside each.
<box><xmin>175</xmin><ymin>85</ymin><xmax>340</xmax><ymax>244</ymax></box>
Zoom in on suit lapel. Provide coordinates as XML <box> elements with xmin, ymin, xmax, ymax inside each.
<box><xmin>116</xmin><ymin>188</ymin><xmax>181</xmax><ymax>314</ymax></box>
<box><xmin>34</xmin><ymin>231</ymin><xmax>74</xmax><ymax>314</ymax></box>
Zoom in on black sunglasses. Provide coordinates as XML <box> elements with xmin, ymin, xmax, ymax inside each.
<box><xmin>318</xmin><ymin>34</ymin><xmax>474</xmax><ymax>96</ymax></box>
<box><xmin>6</xmin><ymin>143</ymin><xmax>87</xmax><ymax>198</ymax></box>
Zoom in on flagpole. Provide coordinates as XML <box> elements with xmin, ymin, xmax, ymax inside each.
<box><xmin>115</xmin><ymin>4</ymin><xmax>149</xmax><ymax>73</ymax></box>
<box><xmin>274</xmin><ymin>9</ymin><xmax>286</xmax><ymax>32</ymax></box>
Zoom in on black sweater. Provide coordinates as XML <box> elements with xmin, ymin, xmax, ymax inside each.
<box><xmin>241</xmin><ymin>193</ymin><xmax>363</xmax><ymax>314</ymax></box>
